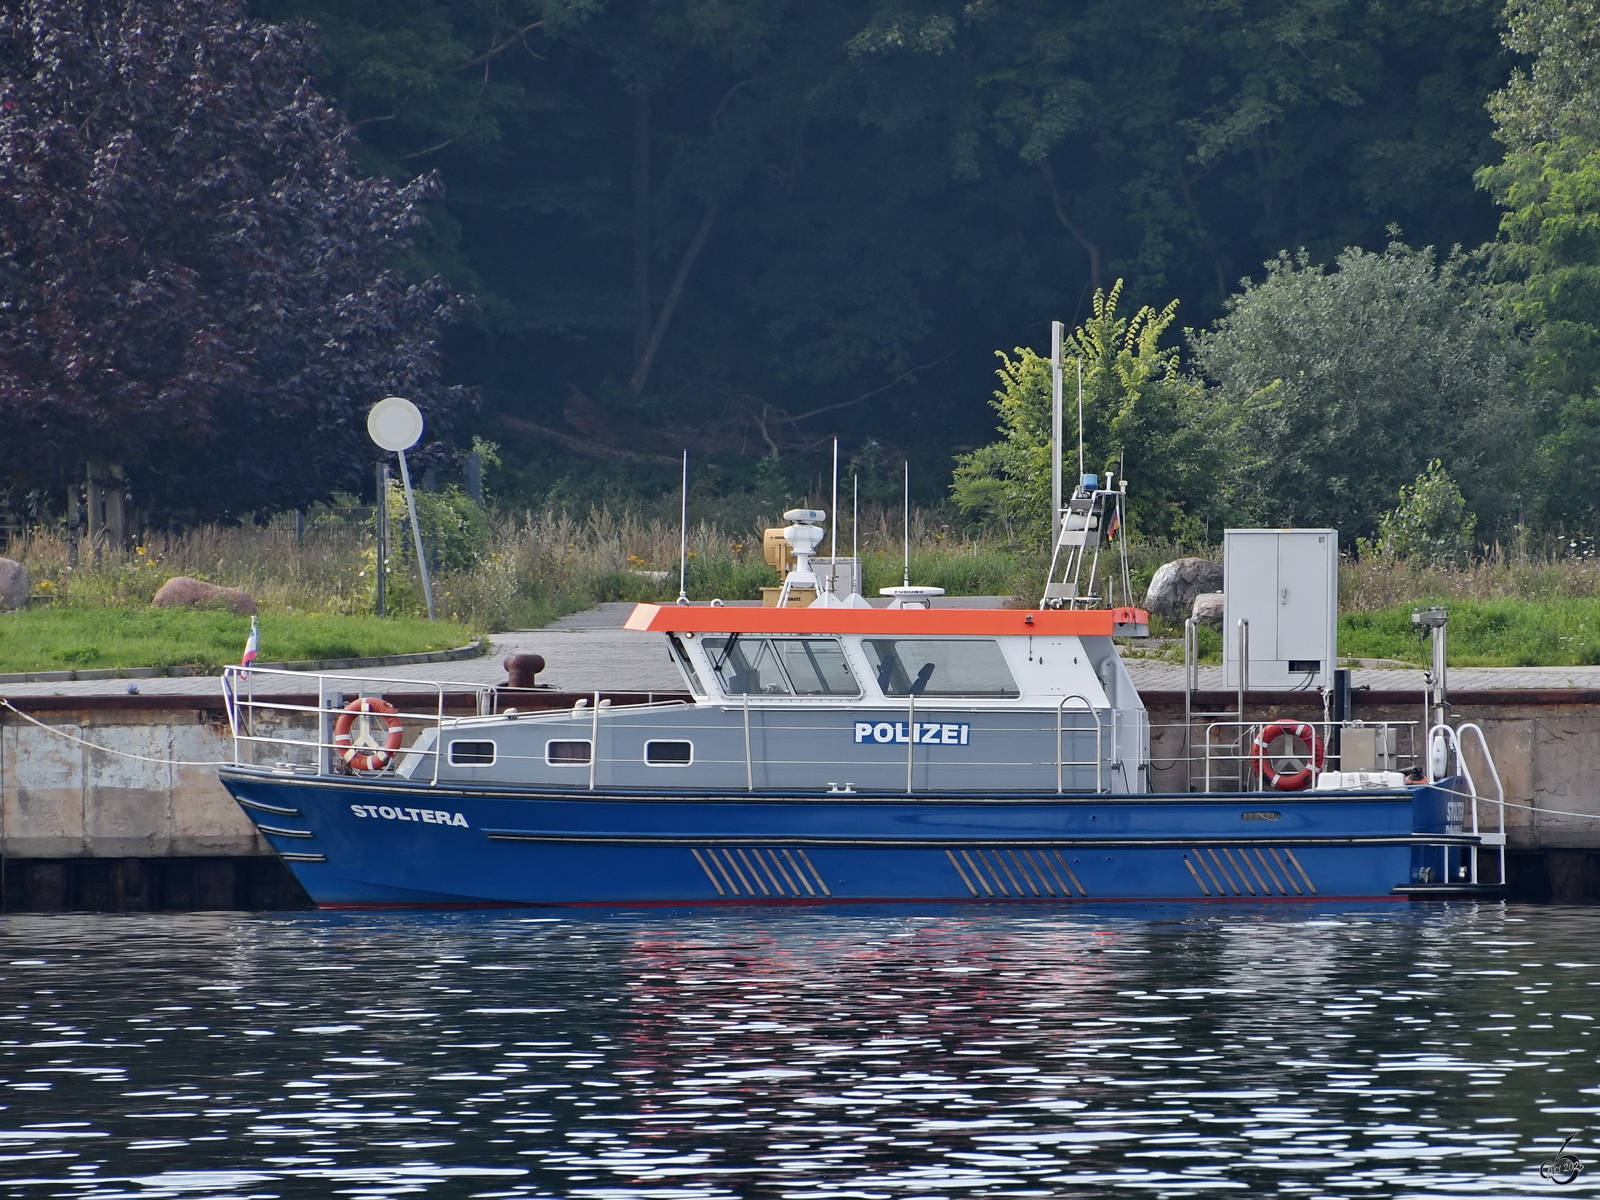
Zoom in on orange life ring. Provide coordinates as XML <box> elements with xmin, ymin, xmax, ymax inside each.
<box><xmin>1252</xmin><ymin>721</ymin><xmax>1324</xmax><ymax>791</ymax></box>
<box><xmin>333</xmin><ymin>697</ymin><xmax>404</xmax><ymax>771</ymax></box>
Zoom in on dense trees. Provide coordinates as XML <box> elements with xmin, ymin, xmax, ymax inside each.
<box><xmin>247</xmin><ymin>0</ymin><xmax>1510</xmax><ymax>510</ymax></box>
<box><xmin>1191</xmin><ymin>243</ymin><xmax>1525</xmax><ymax>540</ymax></box>
<box><xmin>1477</xmin><ymin>0</ymin><xmax>1600</xmax><ymax>528</ymax></box>
<box><xmin>0</xmin><ymin>0</ymin><xmax>470</xmax><ymax>522</ymax></box>
<box><xmin>13</xmin><ymin>0</ymin><xmax>1600</xmax><ymax>543</ymax></box>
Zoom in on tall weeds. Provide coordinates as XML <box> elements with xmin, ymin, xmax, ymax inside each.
<box><xmin>11</xmin><ymin>504</ymin><xmax>1592</xmax><ymax>634</ymax></box>
<box><xmin>4</xmin><ymin>505</ymin><xmax>1031</xmax><ymax>630</ymax></box>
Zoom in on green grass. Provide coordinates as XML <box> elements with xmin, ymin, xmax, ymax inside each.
<box><xmin>1135</xmin><ymin>599</ymin><xmax>1600</xmax><ymax>668</ymax></box>
<box><xmin>0</xmin><ymin>609</ymin><xmax>472</xmax><ymax>673</ymax></box>
<box><xmin>1339</xmin><ymin>599</ymin><xmax>1600</xmax><ymax>667</ymax></box>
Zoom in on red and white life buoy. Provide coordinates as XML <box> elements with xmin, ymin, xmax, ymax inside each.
<box><xmin>1252</xmin><ymin>721</ymin><xmax>1324</xmax><ymax>791</ymax></box>
<box><xmin>333</xmin><ymin>697</ymin><xmax>404</xmax><ymax>771</ymax></box>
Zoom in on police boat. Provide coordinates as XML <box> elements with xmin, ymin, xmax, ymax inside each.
<box><xmin>216</xmin><ymin>492</ymin><xmax>1505</xmax><ymax>908</ymax></box>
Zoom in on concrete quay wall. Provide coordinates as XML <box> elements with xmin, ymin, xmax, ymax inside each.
<box><xmin>5</xmin><ymin>688</ymin><xmax>1600</xmax><ymax>906</ymax></box>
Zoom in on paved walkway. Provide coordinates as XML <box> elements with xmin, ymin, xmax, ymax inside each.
<box><xmin>3</xmin><ymin>599</ymin><xmax>1599</xmax><ymax>700</ymax></box>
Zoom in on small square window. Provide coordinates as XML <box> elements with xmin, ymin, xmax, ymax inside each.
<box><xmin>546</xmin><ymin>740</ymin><xmax>592</xmax><ymax>765</ymax></box>
<box><xmin>645</xmin><ymin>740</ymin><xmax>693</xmax><ymax>766</ymax></box>
<box><xmin>449</xmin><ymin>740</ymin><xmax>496</xmax><ymax>766</ymax></box>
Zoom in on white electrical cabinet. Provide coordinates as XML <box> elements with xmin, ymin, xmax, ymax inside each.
<box><xmin>1223</xmin><ymin>529</ymin><xmax>1337</xmax><ymax>689</ymax></box>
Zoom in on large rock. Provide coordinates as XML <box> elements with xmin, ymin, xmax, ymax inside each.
<box><xmin>1143</xmin><ymin>557</ymin><xmax>1224</xmax><ymax>620</ymax></box>
<box><xmin>151</xmin><ymin>576</ymin><xmax>258</xmax><ymax>617</ymax></box>
<box><xmin>0</xmin><ymin>557</ymin><xmax>27</xmax><ymax>609</ymax></box>
<box><xmin>1191</xmin><ymin>591</ymin><xmax>1226</xmax><ymax>629</ymax></box>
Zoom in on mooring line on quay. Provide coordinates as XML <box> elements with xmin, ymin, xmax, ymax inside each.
<box><xmin>0</xmin><ymin>698</ymin><xmax>233</xmax><ymax>767</ymax></box>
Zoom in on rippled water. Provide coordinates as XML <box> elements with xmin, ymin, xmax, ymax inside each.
<box><xmin>3</xmin><ymin>904</ymin><xmax>1600</xmax><ymax>1197</ymax></box>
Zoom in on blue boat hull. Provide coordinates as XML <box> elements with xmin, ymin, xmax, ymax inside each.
<box><xmin>220</xmin><ymin>769</ymin><xmax>1475</xmax><ymax>908</ymax></box>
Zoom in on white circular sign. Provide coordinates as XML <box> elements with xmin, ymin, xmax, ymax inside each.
<box><xmin>367</xmin><ymin>396</ymin><xmax>424</xmax><ymax>452</ymax></box>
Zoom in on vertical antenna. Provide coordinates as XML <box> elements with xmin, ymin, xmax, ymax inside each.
<box><xmin>830</xmin><ymin>437</ymin><xmax>839</xmax><ymax>594</ymax></box>
<box><xmin>902</xmin><ymin>460</ymin><xmax>911</xmax><ymax>588</ymax></box>
<box><xmin>1077</xmin><ymin>357</ymin><xmax>1085</xmax><ymax>488</ymax></box>
<box><xmin>676</xmin><ymin>449</ymin><xmax>689</xmax><ymax>605</ymax></box>
<box><xmin>1051</xmin><ymin>320</ymin><xmax>1063</xmax><ymax>522</ymax></box>
<box><xmin>852</xmin><ymin>474</ymin><xmax>859</xmax><ymax>561</ymax></box>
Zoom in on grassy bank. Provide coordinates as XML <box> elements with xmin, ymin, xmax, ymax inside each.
<box><xmin>1146</xmin><ymin>598</ymin><xmax>1600</xmax><ymax>670</ymax></box>
<box><xmin>1340</xmin><ymin>599</ymin><xmax>1600</xmax><ymax>667</ymax></box>
<box><xmin>0</xmin><ymin>609</ymin><xmax>466</xmax><ymax>674</ymax></box>
<box><xmin>10</xmin><ymin>504</ymin><xmax>1600</xmax><ymax>669</ymax></box>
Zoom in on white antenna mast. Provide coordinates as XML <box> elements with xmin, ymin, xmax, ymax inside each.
<box><xmin>852</xmin><ymin>473</ymin><xmax>858</xmax><ymax>561</ymax></box>
<box><xmin>1051</xmin><ymin>321</ymin><xmax>1063</xmax><ymax>521</ymax></box>
<box><xmin>676</xmin><ymin>450</ymin><xmax>689</xmax><ymax>605</ymax></box>
<box><xmin>1077</xmin><ymin>357</ymin><xmax>1085</xmax><ymax>488</ymax></box>
<box><xmin>830</xmin><ymin>436</ymin><xmax>839</xmax><ymax>595</ymax></box>
<box><xmin>902</xmin><ymin>460</ymin><xmax>911</xmax><ymax>588</ymax></box>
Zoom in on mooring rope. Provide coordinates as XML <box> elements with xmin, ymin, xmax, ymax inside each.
<box><xmin>0</xmin><ymin>698</ymin><xmax>234</xmax><ymax>767</ymax></box>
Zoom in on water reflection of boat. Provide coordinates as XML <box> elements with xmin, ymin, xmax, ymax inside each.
<box><xmin>218</xmin><ymin>491</ymin><xmax>1500</xmax><ymax>907</ymax></box>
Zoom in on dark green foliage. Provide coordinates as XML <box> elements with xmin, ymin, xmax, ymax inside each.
<box><xmin>1478</xmin><ymin>0</ymin><xmax>1600</xmax><ymax>527</ymax></box>
<box><xmin>1191</xmin><ymin>243</ymin><xmax>1525</xmax><ymax>542</ymax></box>
<box><xmin>245</xmin><ymin>0</ymin><xmax>1509</xmax><ymax>511</ymax></box>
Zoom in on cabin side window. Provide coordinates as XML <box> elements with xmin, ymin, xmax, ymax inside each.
<box><xmin>775</xmin><ymin>639</ymin><xmax>859</xmax><ymax>696</ymax></box>
<box><xmin>703</xmin><ymin>636</ymin><xmax>792</xmax><ymax>695</ymax></box>
<box><xmin>448</xmin><ymin>740</ymin><xmax>496</xmax><ymax>766</ymax></box>
<box><xmin>546</xmin><ymin>740</ymin><xmax>592</xmax><ymax>765</ymax></box>
<box><xmin>862</xmin><ymin>638</ymin><xmax>1020</xmax><ymax>698</ymax></box>
<box><xmin>702</xmin><ymin>636</ymin><xmax>859</xmax><ymax>697</ymax></box>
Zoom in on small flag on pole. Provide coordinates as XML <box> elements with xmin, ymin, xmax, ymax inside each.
<box><xmin>241</xmin><ymin>615</ymin><xmax>259</xmax><ymax>676</ymax></box>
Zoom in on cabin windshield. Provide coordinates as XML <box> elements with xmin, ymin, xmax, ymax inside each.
<box><xmin>704</xmin><ymin>636</ymin><xmax>860</xmax><ymax>697</ymax></box>
<box><xmin>862</xmin><ymin>638</ymin><xmax>1020</xmax><ymax>698</ymax></box>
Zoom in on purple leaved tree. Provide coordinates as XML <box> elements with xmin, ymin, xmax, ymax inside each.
<box><xmin>0</xmin><ymin>0</ymin><xmax>473</xmax><ymax>523</ymax></box>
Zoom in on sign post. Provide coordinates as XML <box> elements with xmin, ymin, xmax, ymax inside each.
<box><xmin>367</xmin><ymin>396</ymin><xmax>435</xmax><ymax>622</ymax></box>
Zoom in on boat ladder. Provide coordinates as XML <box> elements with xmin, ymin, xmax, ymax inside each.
<box><xmin>1428</xmin><ymin>722</ymin><xmax>1506</xmax><ymax>887</ymax></box>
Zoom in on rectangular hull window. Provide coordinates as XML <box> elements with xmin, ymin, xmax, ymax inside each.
<box><xmin>448</xmin><ymin>740</ymin><xmax>496</xmax><ymax>766</ymax></box>
<box><xmin>645</xmin><ymin>740</ymin><xmax>693</xmax><ymax>765</ymax></box>
<box><xmin>546</xmin><ymin>740</ymin><xmax>592</xmax><ymax>765</ymax></box>
<box><xmin>862</xmin><ymin>638</ymin><xmax>1020</xmax><ymax>697</ymax></box>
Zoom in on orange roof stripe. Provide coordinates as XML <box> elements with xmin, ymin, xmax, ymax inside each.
<box><xmin>623</xmin><ymin>603</ymin><xmax>1149</xmax><ymax>636</ymax></box>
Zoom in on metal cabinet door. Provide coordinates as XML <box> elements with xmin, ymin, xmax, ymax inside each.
<box><xmin>1223</xmin><ymin>531</ymin><xmax>1279</xmax><ymax>687</ymax></box>
<box><xmin>1275</xmin><ymin>531</ymin><xmax>1335</xmax><ymax>674</ymax></box>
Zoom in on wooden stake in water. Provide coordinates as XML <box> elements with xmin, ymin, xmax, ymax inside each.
<box><xmin>676</xmin><ymin>450</ymin><xmax>689</xmax><ymax>605</ymax></box>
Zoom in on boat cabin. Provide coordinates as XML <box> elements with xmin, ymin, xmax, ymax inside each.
<box><xmin>405</xmin><ymin>604</ymin><xmax>1152</xmax><ymax>796</ymax></box>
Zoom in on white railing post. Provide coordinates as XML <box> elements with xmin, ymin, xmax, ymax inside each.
<box><xmin>907</xmin><ymin>689</ymin><xmax>915</xmax><ymax>794</ymax></box>
<box><xmin>588</xmin><ymin>690</ymin><xmax>600</xmax><ymax>791</ymax></box>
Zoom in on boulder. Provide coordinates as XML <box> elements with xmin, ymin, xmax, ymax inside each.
<box><xmin>1143</xmin><ymin>557</ymin><xmax>1224</xmax><ymax>620</ymax></box>
<box><xmin>1191</xmin><ymin>591</ymin><xmax>1226</xmax><ymax>629</ymax></box>
<box><xmin>151</xmin><ymin>576</ymin><xmax>258</xmax><ymax>616</ymax></box>
<box><xmin>0</xmin><ymin>557</ymin><xmax>27</xmax><ymax>609</ymax></box>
